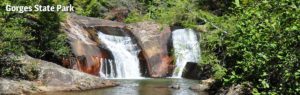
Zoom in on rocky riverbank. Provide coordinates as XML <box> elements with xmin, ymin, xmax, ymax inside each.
<box><xmin>0</xmin><ymin>55</ymin><xmax>118</xmax><ymax>95</ymax></box>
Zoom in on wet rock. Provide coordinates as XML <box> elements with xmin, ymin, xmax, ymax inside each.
<box><xmin>127</xmin><ymin>21</ymin><xmax>172</xmax><ymax>77</ymax></box>
<box><xmin>62</xmin><ymin>14</ymin><xmax>122</xmax><ymax>76</ymax></box>
<box><xmin>63</xmin><ymin>14</ymin><xmax>174</xmax><ymax>77</ymax></box>
<box><xmin>169</xmin><ymin>84</ymin><xmax>180</xmax><ymax>89</ymax></box>
<box><xmin>182</xmin><ymin>62</ymin><xmax>213</xmax><ymax>80</ymax></box>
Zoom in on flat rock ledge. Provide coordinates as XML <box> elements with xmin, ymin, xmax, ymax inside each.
<box><xmin>0</xmin><ymin>55</ymin><xmax>118</xmax><ymax>95</ymax></box>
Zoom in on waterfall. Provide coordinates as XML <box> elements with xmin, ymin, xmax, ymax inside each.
<box><xmin>97</xmin><ymin>32</ymin><xmax>142</xmax><ymax>79</ymax></box>
<box><xmin>172</xmin><ymin>29</ymin><xmax>201</xmax><ymax>78</ymax></box>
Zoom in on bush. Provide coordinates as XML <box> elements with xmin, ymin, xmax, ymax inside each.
<box><xmin>0</xmin><ymin>58</ymin><xmax>39</xmax><ymax>80</ymax></box>
<box><xmin>222</xmin><ymin>0</ymin><xmax>300</xmax><ymax>94</ymax></box>
<box><xmin>125</xmin><ymin>0</ymin><xmax>200</xmax><ymax>27</ymax></box>
<box><xmin>73</xmin><ymin>0</ymin><xmax>108</xmax><ymax>17</ymax></box>
<box><xmin>0</xmin><ymin>0</ymin><xmax>71</xmax><ymax>61</ymax></box>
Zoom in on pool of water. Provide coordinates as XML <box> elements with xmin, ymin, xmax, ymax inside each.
<box><xmin>38</xmin><ymin>78</ymin><xmax>208</xmax><ymax>95</ymax></box>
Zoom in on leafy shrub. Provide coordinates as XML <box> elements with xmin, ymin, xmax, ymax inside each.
<box><xmin>222</xmin><ymin>0</ymin><xmax>300</xmax><ymax>94</ymax></box>
<box><xmin>0</xmin><ymin>58</ymin><xmax>39</xmax><ymax>80</ymax></box>
<box><xmin>125</xmin><ymin>0</ymin><xmax>200</xmax><ymax>27</ymax></box>
<box><xmin>74</xmin><ymin>0</ymin><xmax>108</xmax><ymax>17</ymax></box>
<box><xmin>0</xmin><ymin>0</ymin><xmax>71</xmax><ymax>60</ymax></box>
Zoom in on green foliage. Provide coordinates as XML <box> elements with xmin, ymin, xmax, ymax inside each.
<box><xmin>0</xmin><ymin>17</ymin><xmax>32</xmax><ymax>55</ymax></box>
<box><xmin>74</xmin><ymin>0</ymin><xmax>108</xmax><ymax>17</ymax></box>
<box><xmin>212</xmin><ymin>64</ymin><xmax>227</xmax><ymax>80</ymax></box>
<box><xmin>125</xmin><ymin>0</ymin><xmax>201</xmax><ymax>28</ymax></box>
<box><xmin>222</xmin><ymin>0</ymin><xmax>300</xmax><ymax>94</ymax></box>
<box><xmin>0</xmin><ymin>59</ymin><xmax>39</xmax><ymax>80</ymax></box>
<box><xmin>129</xmin><ymin>0</ymin><xmax>231</xmax><ymax>80</ymax></box>
<box><xmin>125</xmin><ymin>10</ymin><xmax>153</xmax><ymax>23</ymax></box>
<box><xmin>0</xmin><ymin>0</ymin><xmax>71</xmax><ymax>60</ymax></box>
<box><xmin>200</xmin><ymin>28</ymin><xmax>227</xmax><ymax>80</ymax></box>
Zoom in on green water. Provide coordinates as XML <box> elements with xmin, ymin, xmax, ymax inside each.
<box><xmin>38</xmin><ymin>78</ymin><xmax>208</xmax><ymax>95</ymax></box>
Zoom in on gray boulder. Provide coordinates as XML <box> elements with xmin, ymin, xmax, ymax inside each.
<box><xmin>0</xmin><ymin>55</ymin><xmax>118</xmax><ymax>95</ymax></box>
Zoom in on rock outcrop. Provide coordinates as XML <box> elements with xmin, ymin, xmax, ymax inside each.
<box><xmin>0</xmin><ymin>55</ymin><xmax>118</xmax><ymax>95</ymax></box>
<box><xmin>62</xmin><ymin>14</ymin><xmax>125</xmax><ymax>76</ymax></box>
<box><xmin>127</xmin><ymin>22</ymin><xmax>172</xmax><ymax>77</ymax></box>
<box><xmin>62</xmin><ymin>14</ymin><xmax>174</xmax><ymax>78</ymax></box>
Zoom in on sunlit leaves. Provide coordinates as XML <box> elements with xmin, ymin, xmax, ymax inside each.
<box><xmin>223</xmin><ymin>0</ymin><xmax>300</xmax><ymax>94</ymax></box>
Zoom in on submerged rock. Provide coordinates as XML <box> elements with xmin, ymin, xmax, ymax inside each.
<box><xmin>169</xmin><ymin>84</ymin><xmax>180</xmax><ymax>89</ymax></box>
<box><xmin>0</xmin><ymin>55</ymin><xmax>118</xmax><ymax>94</ymax></box>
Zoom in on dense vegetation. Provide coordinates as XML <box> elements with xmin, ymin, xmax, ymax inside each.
<box><xmin>0</xmin><ymin>0</ymin><xmax>71</xmax><ymax>79</ymax></box>
<box><xmin>0</xmin><ymin>0</ymin><xmax>71</xmax><ymax>62</ymax></box>
<box><xmin>224</xmin><ymin>0</ymin><xmax>300</xmax><ymax>94</ymax></box>
<box><xmin>0</xmin><ymin>0</ymin><xmax>299</xmax><ymax>94</ymax></box>
<box><xmin>128</xmin><ymin>0</ymin><xmax>300</xmax><ymax>94</ymax></box>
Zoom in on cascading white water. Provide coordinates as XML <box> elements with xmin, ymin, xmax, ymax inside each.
<box><xmin>172</xmin><ymin>29</ymin><xmax>201</xmax><ymax>78</ymax></box>
<box><xmin>97</xmin><ymin>32</ymin><xmax>142</xmax><ymax>79</ymax></box>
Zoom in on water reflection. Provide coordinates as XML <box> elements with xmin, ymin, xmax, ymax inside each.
<box><xmin>38</xmin><ymin>78</ymin><xmax>208</xmax><ymax>95</ymax></box>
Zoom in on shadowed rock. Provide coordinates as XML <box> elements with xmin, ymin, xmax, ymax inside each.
<box><xmin>182</xmin><ymin>62</ymin><xmax>213</xmax><ymax>80</ymax></box>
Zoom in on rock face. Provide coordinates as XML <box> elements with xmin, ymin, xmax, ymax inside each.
<box><xmin>62</xmin><ymin>14</ymin><xmax>128</xmax><ymax>76</ymax></box>
<box><xmin>0</xmin><ymin>55</ymin><xmax>118</xmax><ymax>95</ymax></box>
<box><xmin>127</xmin><ymin>22</ymin><xmax>172</xmax><ymax>77</ymax></box>
<box><xmin>62</xmin><ymin>14</ymin><xmax>174</xmax><ymax>78</ymax></box>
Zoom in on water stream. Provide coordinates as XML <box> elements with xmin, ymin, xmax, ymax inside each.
<box><xmin>172</xmin><ymin>29</ymin><xmax>201</xmax><ymax>78</ymax></box>
<box><xmin>97</xmin><ymin>32</ymin><xmax>142</xmax><ymax>79</ymax></box>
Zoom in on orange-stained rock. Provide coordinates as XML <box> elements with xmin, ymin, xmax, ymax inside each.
<box><xmin>61</xmin><ymin>57</ymin><xmax>71</xmax><ymax>68</ymax></box>
<box><xmin>126</xmin><ymin>22</ymin><xmax>173</xmax><ymax>77</ymax></box>
<box><xmin>62</xmin><ymin>14</ymin><xmax>175</xmax><ymax>77</ymax></box>
<box><xmin>61</xmin><ymin>14</ymin><xmax>122</xmax><ymax>76</ymax></box>
<box><xmin>74</xmin><ymin>56</ymin><xmax>100</xmax><ymax>76</ymax></box>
